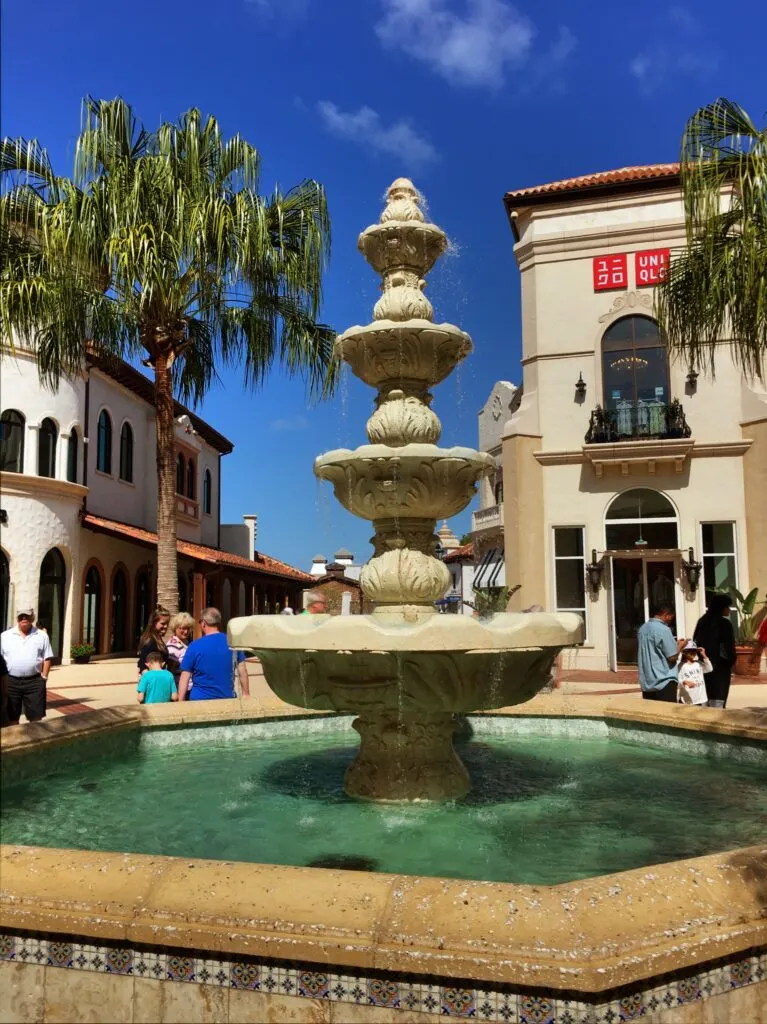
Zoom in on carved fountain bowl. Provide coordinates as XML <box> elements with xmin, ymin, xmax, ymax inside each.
<box><xmin>313</xmin><ymin>443</ymin><xmax>495</xmax><ymax>521</ymax></box>
<box><xmin>229</xmin><ymin>612</ymin><xmax>584</xmax><ymax>717</ymax></box>
<box><xmin>358</xmin><ymin>220</ymin><xmax>447</xmax><ymax>275</ymax></box>
<box><xmin>336</xmin><ymin>321</ymin><xmax>472</xmax><ymax>389</ymax></box>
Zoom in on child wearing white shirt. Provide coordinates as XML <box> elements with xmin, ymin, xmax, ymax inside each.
<box><xmin>677</xmin><ymin>640</ymin><xmax>712</xmax><ymax>705</ymax></box>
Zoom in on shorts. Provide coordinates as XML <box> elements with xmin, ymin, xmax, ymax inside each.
<box><xmin>6</xmin><ymin>674</ymin><xmax>47</xmax><ymax>722</ymax></box>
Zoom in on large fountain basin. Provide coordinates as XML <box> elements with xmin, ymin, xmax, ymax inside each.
<box><xmin>1</xmin><ymin>698</ymin><xmax>765</xmax><ymax>1024</ymax></box>
<box><xmin>314</xmin><ymin>443</ymin><xmax>495</xmax><ymax>520</ymax></box>
<box><xmin>336</xmin><ymin>320</ymin><xmax>472</xmax><ymax>388</ymax></box>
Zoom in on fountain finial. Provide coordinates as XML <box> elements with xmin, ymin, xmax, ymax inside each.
<box><xmin>380</xmin><ymin>178</ymin><xmax>424</xmax><ymax>223</ymax></box>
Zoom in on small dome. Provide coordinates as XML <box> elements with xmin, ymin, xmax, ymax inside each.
<box><xmin>334</xmin><ymin>548</ymin><xmax>353</xmax><ymax>558</ymax></box>
<box><xmin>312</xmin><ymin>554</ymin><xmax>327</xmax><ymax>563</ymax></box>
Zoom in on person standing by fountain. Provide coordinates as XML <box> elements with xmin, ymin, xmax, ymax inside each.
<box><xmin>137</xmin><ymin>607</ymin><xmax>171</xmax><ymax>677</ymax></box>
<box><xmin>637</xmin><ymin>604</ymin><xmax>687</xmax><ymax>702</ymax></box>
<box><xmin>0</xmin><ymin>608</ymin><xmax>53</xmax><ymax>724</ymax></box>
<box><xmin>178</xmin><ymin>608</ymin><xmax>250</xmax><ymax>702</ymax></box>
<box><xmin>693</xmin><ymin>593</ymin><xmax>737</xmax><ymax>708</ymax></box>
<box><xmin>300</xmin><ymin>592</ymin><xmax>327</xmax><ymax>615</ymax></box>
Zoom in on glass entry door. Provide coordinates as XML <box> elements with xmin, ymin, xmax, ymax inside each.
<box><xmin>609</xmin><ymin>557</ymin><xmax>678</xmax><ymax>666</ymax></box>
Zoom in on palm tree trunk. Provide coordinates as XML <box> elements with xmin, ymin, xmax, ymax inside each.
<box><xmin>154</xmin><ymin>350</ymin><xmax>179</xmax><ymax>613</ymax></box>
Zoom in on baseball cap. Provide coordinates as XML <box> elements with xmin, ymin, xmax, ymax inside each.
<box><xmin>16</xmin><ymin>608</ymin><xmax>35</xmax><ymax>619</ymax></box>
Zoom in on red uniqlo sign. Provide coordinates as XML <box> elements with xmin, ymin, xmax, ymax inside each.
<box><xmin>635</xmin><ymin>248</ymin><xmax>670</xmax><ymax>286</ymax></box>
<box><xmin>593</xmin><ymin>254</ymin><xmax>628</xmax><ymax>291</ymax></box>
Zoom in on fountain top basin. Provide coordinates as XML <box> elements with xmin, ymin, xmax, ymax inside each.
<box><xmin>228</xmin><ymin>610</ymin><xmax>584</xmax><ymax>653</ymax></box>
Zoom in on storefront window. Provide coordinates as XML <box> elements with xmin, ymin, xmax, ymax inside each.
<box><xmin>701</xmin><ymin>522</ymin><xmax>737</xmax><ymax>594</ymax></box>
<box><xmin>602</xmin><ymin>317</ymin><xmax>670</xmax><ymax>437</ymax></box>
<box><xmin>553</xmin><ymin>527</ymin><xmax>586</xmax><ymax>629</ymax></box>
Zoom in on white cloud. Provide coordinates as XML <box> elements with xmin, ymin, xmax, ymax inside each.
<box><xmin>269</xmin><ymin>415</ymin><xmax>310</xmax><ymax>432</ymax></box>
<box><xmin>629</xmin><ymin>7</ymin><xmax>715</xmax><ymax>96</ymax></box>
<box><xmin>317</xmin><ymin>102</ymin><xmax>438</xmax><ymax>168</ymax></box>
<box><xmin>375</xmin><ymin>0</ymin><xmax>535</xmax><ymax>88</ymax></box>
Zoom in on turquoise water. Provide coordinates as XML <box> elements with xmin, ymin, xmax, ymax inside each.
<box><xmin>2</xmin><ymin>726</ymin><xmax>765</xmax><ymax>884</ymax></box>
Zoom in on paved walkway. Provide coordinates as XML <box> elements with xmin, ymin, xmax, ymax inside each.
<box><xmin>25</xmin><ymin>656</ymin><xmax>766</xmax><ymax>722</ymax></box>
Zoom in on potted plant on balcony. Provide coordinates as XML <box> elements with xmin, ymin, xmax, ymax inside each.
<box><xmin>710</xmin><ymin>587</ymin><xmax>766</xmax><ymax>677</ymax></box>
<box><xmin>71</xmin><ymin>641</ymin><xmax>96</xmax><ymax>665</ymax></box>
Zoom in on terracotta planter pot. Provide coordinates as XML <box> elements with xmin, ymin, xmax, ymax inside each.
<box><xmin>734</xmin><ymin>643</ymin><xmax>762</xmax><ymax>678</ymax></box>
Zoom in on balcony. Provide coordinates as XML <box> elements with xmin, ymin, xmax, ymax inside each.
<box><xmin>176</xmin><ymin>495</ymin><xmax>199</xmax><ymax>521</ymax></box>
<box><xmin>584</xmin><ymin>399</ymin><xmax>691</xmax><ymax>445</ymax></box>
<box><xmin>472</xmin><ymin>502</ymin><xmax>503</xmax><ymax>534</ymax></box>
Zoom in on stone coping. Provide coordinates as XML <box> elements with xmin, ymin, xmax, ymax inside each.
<box><xmin>1</xmin><ymin>697</ymin><xmax>766</xmax><ymax>993</ymax></box>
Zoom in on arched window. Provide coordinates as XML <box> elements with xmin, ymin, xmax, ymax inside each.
<box><xmin>605</xmin><ymin>488</ymin><xmax>678</xmax><ymax>550</ymax></box>
<box><xmin>203</xmin><ymin>469</ymin><xmax>212</xmax><ymax>515</ymax></box>
<box><xmin>97</xmin><ymin>410</ymin><xmax>112</xmax><ymax>474</ymax></box>
<box><xmin>0</xmin><ymin>550</ymin><xmax>10</xmax><ymax>630</ymax></box>
<box><xmin>0</xmin><ymin>410</ymin><xmax>25</xmax><ymax>473</ymax></box>
<box><xmin>38</xmin><ymin>418</ymin><xmax>58</xmax><ymax>478</ymax></box>
<box><xmin>176</xmin><ymin>453</ymin><xmax>185</xmax><ymax>494</ymax></box>
<box><xmin>186</xmin><ymin>458</ymin><xmax>195</xmax><ymax>499</ymax></box>
<box><xmin>39</xmin><ymin>548</ymin><xmax>66</xmax><ymax>659</ymax></box>
<box><xmin>601</xmin><ymin>317</ymin><xmax>670</xmax><ymax>438</ymax></box>
<box><xmin>111</xmin><ymin>568</ymin><xmax>128</xmax><ymax>653</ymax></box>
<box><xmin>67</xmin><ymin>429</ymin><xmax>79</xmax><ymax>483</ymax></box>
<box><xmin>119</xmin><ymin>423</ymin><xmax>134</xmax><ymax>482</ymax></box>
<box><xmin>134</xmin><ymin>570</ymin><xmax>150</xmax><ymax>645</ymax></box>
<box><xmin>83</xmin><ymin>565</ymin><xmax>102</xmax><ymax>650</ymax></box>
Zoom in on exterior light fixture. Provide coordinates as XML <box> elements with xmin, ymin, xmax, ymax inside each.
<box><xmin>575</xmin><ymin>372</ymin><xmax>587</xmax><ymax>397</ymax></box>
<box><xmin>686</xmin><ymin>368</ymin><xmax>699</xmax><ymax>390</ymax></box>
<box><xmin>585</xmin><ymin>549</ymin><xmax>603</xmax><ymax>594</ymax></box>
<box><xmin>681</xmin><ymin>547</ymin><xmax>703</xmax><ymax>593</ymax></box>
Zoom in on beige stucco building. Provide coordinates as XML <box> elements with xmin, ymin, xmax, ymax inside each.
<box><xmin>500</xmin><ymin>163</ymin><xmax>767</xmax><ymax>670</ymax></box>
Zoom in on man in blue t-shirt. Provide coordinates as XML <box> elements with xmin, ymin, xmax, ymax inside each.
<box><xmin>178</xmin><ymin>607</ymin><xmax>250</xmax><ymax>702</ymax></box>
<box><xmin>637</xmin><ymin>604</ymin><xmax>687</xmax><ymax>702</ymax></box>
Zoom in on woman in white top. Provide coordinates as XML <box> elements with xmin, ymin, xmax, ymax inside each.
<box><xmin>677</xmin><ymin>640</ymin><xmax>713</xmax><ymax>705</ymax></box>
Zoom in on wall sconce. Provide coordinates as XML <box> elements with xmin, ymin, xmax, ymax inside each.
<box><xmin>585</xmin><ymin>549</ymin><xmax>603</xmax><ymax>594</ymax></box>
<box><xmin>575</xmin><ymin>372</ymin><xmax>587</xmax><ymax>397</ymax></box>
<box><xmin>681</xmin><ymin>548</ymin><xmax>702</xmax><ymax>593</ymax></box>
<box><xmin>686</xmin><ymin>368</ymin><xmax>698</xmax><ymax>391</ymax></box>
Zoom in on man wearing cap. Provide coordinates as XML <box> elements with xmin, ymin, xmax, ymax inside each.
<box><xmin>0</xmin><ymin>609</ymin><xmax>53</xmax><ymax>724</ymax></box>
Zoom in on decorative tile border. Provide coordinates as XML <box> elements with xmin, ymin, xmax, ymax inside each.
<box><xmin>1</xmin><ymin>932</ymin><xmax>764</xmax><ymax>1022</ymax></box>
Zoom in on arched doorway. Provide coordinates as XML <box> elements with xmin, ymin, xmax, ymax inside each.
<box><xmin>83</xmin><ymin>566</ymin><xmax>102</xmax><ymax>651</ymax></box>
<box><xmin>134</xmin><ymin>570</ymin><xmax>150</xmax><ymax>645</ymax></box>
<box><xmin>111</xmin><ymin>568</ymin><xmax>128</xmax><ymax>653</ymax></box>
<box><xmin>605</xmin><ymin>488</ymin><xmax>679</xmax><ymax>667</ymax></box>
<box><xmin>1</xmin><ymin>550</ymin><xmax>10</xmax><ymax>630</ymax></box>
<box><xmin>38</xmin><ymin>549</ymin><xmax>66</xmax><ymax>659</ymax></box>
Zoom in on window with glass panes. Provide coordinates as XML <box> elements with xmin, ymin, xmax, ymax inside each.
<box><xmin>701</xmin><ymin>523</ymin><xmax>737</xmax><ymax>593</ymax></box>
<box><xmin>553</xmin><ymin>527</ymin><xmax>587</xmax><ymax>631</ymax></box>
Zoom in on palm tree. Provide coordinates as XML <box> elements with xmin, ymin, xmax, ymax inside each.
<box><xmin>655</xmin><ymin>97</ymin><xmax>767</xmax><ymax>381</ymax></box>
<box><xmin>1</xmin><ymin>97</ymin><xmax>335</xmax><ymax>611</ymax></box>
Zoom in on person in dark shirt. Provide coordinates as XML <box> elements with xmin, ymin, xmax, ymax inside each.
<box><xmin>693</xmin><ymin>593</ymin><xmax>737</xmax><ymax>708</ymax></box>
<box><xmin>137</xmin><ymin>606</ymin><xmax>171</xmax><ymax>678</ymax></box>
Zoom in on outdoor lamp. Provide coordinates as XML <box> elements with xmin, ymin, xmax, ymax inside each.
<box><xmin>575</xmin><ymin>372</ymin><xmax>587</xmax><ymax>397</ymax></box>
<box><xmin>686</xmin><ymin>368</ymin><xmax>699</xmax><ymax>390</ymax></box>
<box><xmin>585</xmin><ymin>550</ymin><xmax>603</xmax><ymax>594</ymax></box>
<box><xmin>681</xmin><ymin>548</ymin><xmax>703</xmax><ymax>593</ymax></box>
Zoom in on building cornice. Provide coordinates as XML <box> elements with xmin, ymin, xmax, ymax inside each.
<box><xmin>514</xmin><ymin>223</ymin><xmax>688</xmax><ymax>271</ymax></box>
<box><xmin>532</xmin><ymin>439</ymin><xmax>752</xmax><ymax>476</ymax></box>
<box><xmin>0</xmin><ymin>473</ymin><xmax>88</xmax><ymax>503</ymax></box>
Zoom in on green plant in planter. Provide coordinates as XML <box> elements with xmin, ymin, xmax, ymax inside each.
<box><xmin>708</xmin><ymin>586</ymin><xmax>767</xmax><ymax>643</ymax></box>
<box><xmin>463</xmin><ymin>585</ymin><xmax>521</xmax><ymax>618</ymax></box>
<box><xmin>70</xmin><ymin>641</ymin><xmax>96</xmax><ymax>659</ymax></box>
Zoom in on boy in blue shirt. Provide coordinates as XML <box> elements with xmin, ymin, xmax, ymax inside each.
<box><xmin>137</xmin><ymin>651</ymin><xmax>178</xmax><ymax>704</ymax></box>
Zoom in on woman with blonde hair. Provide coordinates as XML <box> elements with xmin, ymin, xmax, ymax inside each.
<box><xmin>166</xmin><ymin>611</ymin><xmax>194</xmax><ymax>683</ymax></box>
<box><xmin>137</xmin><ymin>606</ymin><xmax>170</xmax><ymax>677</ymax></box>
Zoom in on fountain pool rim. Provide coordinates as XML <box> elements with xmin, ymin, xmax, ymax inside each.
<box><xmin>1</xmin><ymin>694</ymin><xmax>765</xmax><ymax>996</ymax></box>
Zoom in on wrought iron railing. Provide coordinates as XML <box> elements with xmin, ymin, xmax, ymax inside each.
<box><xmin>584</xmin><ymin>399</ymin><xmax>691</xmax><ymax>444</ymax></box>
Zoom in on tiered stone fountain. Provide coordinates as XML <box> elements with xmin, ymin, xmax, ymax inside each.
<box><xmin>229</xmin><ymin>179</ymin><xmax>582</xmax><ymax>801</ymax></box>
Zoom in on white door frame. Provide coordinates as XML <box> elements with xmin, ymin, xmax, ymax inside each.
<box><xmin>606</xmin><ymin>555</ymin><xmax>617</xmax><ymax>671</ymax></box>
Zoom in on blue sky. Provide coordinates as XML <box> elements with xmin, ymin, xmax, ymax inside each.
<box><xmin>3</xmin><ymin>0</ymin><xmax>766</xmax><ymax>570</ymax></box>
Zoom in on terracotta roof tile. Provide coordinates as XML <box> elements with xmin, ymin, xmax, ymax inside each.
<box><xmin>444</xmin><ymin>542</ymin><xmax>473</xmax><ymax>563</ymax></box>
<box><xmin>504</xmin><ymin>163</ymin><xmax>680</xmax><ymax>203</ymax></box>
<box><xmin>82</xmin><ymin>513</ymin><xmax>313</xmax><ymax>583</ymax></box>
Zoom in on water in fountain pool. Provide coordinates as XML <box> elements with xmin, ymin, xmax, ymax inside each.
<box><xmin>2</xmin><ymin>724</ymin><xmax>765</xmax><ymax>885</ymax></box>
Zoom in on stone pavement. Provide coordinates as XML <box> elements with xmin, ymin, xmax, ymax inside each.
<box><xmin>28</xmin><ymin>656</ymin><xmax>767</xmax><ymax>722</ymax></box>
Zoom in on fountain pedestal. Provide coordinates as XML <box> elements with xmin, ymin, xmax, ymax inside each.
<box><xmin>229</xmin><ymin>179</ymin><xmax>583</xmax><ymax>801</ymax></box>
